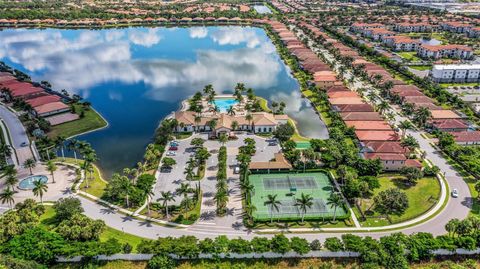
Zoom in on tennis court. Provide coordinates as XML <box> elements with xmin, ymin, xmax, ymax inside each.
<box><xmin>249</xmin><ymin>172</ymin><xmax>348</xmax><ymax>221</ymax></box>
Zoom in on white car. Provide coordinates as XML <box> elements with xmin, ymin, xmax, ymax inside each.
<box><xmin>451</xmin><ymin>189</ymin><xmax>458</xmax><ymax>198</ymax></box>
<box><xmin>233</xmin><ymin>166</ymin><xmax>240</xmax><ymax>174</ymax></box>
<box><xmin>166</xmin><ymin>151</ymin><xmax>176</xmax><ymax>156</ymax></box>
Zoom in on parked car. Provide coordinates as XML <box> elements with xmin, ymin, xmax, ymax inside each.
<box><xmin>451</xmin><ymin>189</ymin><xmax>458</xmax><ymax>198</ymax></box>
<box><xmin>169</xmin><ymin>146</ymin><xmax>178</xmax><ymax>151</ymax></box>
<box><xmin>233</xmin><ymin>166</ymin><xmax>240</xmax><ymax>174</ymax></box>
<box><xmin>166</xmin><ymin>151</ymin><xmax>176</xmax><ymax>156</ymax></box>
<box><xmin>170</xmin><ymin>141</ymin><xmax>179</xmax><ymax>146</ymax></box>
<box><xmin>20</xmin><ymin>142</ymin><xmax>28</xmax><ymax>147</ymax></box>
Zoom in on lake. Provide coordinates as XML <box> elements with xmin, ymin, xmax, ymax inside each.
<box><xmin>0</xmin><ymin>26</ymin><xmax>328</xmax><ymax>177</ymax></box>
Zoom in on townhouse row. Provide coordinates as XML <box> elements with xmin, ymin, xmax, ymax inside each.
<box><xmin>0</xmin><ymin>73</ymin><xmax>79</xmax><ymax>126</ymax></box>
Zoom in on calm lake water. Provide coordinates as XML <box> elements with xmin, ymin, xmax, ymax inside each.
<box><xmin>0</xmin><ymin>26</ymin><xmax>328</xmax><ymax>177</ymax></box>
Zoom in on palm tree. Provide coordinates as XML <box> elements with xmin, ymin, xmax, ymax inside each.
<box><xmin>146</xmin><ymin>188</ymin><xmax>154</xmax><ymax>216</ymax></box>
<box><xmin>414</xmin><ymin>107</ymin><xmax>432</xmax><ymax>127</ymax></box>
<box><xmin>137</xmin><ymin>162</ymin><xmax>147</xmax><ymax>175</ymax></box>
<box><xmin>194</xmin><ymin>115</ymin><xmax>202</xmax><ymax>133</ymax></box>
<box><xmin>158</xmin><ymin>191</ymin><xmax>175</xmax><ymax>219</ymax></box>
<box><xmin>231</xmin><ymin>120</ymin><xmax>239</xmax><ymax>132</ymax></box>
<box><xmin>240</xmin><ymin>180</ymin><xmax>254</xmax><ymax>201</ymax></box>
<box><xmin>119</xmin><ymin>176</ymin><xmax>131</xmax><ymax>208</ymax></box>
<box><xmin>54</xmin><ymin>136</ymin><xmax>66</xmax><ymax>160</ymax></box>
<box><xmin>398</xmin><ymin>120</ymin><xmax>414</xmax><ymax>138</ymax></box>
<box><xmin>376</xmin><ymin>101</ymin><xmax>390</xmax><ymax>115</ymax></box>
<box><xmin>32</xmin><ymin>180</ymin><xmax>48</xmax><ymax>204</ymax></box>
<box><xmin>176</xmin><ymin>183</ymin><xmax>191</xmax><ymax>213</ymax></box>
<box><xmin>203</xmin><ymin>84</ymin><xmax>213</xmax><ymax>96</ymax></box>
<box><xmin>23</xmin><ymin>158</ymin><xmax>36</xmax><ymax>175</ymax></box>
<box><xmin>245</xmin><ymin>113</ymin><xmax>253</xmax><ymax>131</ymax></box>
<box><xmin>227</xmin><ymin>105</ymin><xmax>235</xmax><ymax>116</ymax></box>
<box><xmin>264</xmin><ymin>194</ymin><xmax>281</xmax><ymax>224</ymax></box>
<box><xmin>184</xmin><ymin>164</ymin><xmax>195</xmax><ymax>187</ymax></box>
<box><xmin>327</xmin><ymin>192</ymin><xmax>344</xmax><ymax>222</ymax></box>
<box><xmin>67</xmin><ymin>139</ymin><xmax>79</xmax><ymax>162</ymax></box>
<box><xmin>0</xmin><ymin>188</ymin><xmax>15</xmax><ymax>208</ymax></box>
<box><xmin>214</xmin><ymin>189</ymin><xmax>228</xmax><ymax>213</ymax></box>
<box><xmin>244</xmin><ymin>203</ymin><xmax>256</xmax><ymax>223</ymax></box>
<box><xmin>207</xmin><ymin>119</ymin><xmax>217</xmax><ymax>137</ymax></box>
<box><xmin>46</xmin><ymin>160</ymin><xmax>57</xmax><ymax>184</ymax></box>
<box><xmin>0</xmin><ymin>143</ymin><xmax>12</xmax><ymax>162</ymax></box>
<box><xmin>5</xmin><ymin>174</ymin><xmax>18</xmax><ymax>191</ymax></box>
<box><xmin>219</xmin><ymin>133</ymin><xmax>228</xmax><ymax>146</ymax></box>
<box><xmin>295</xmin><ymin>193</ymin><xmax>314</xmax><ymax>223</ymax></box>
<box><xmin>401</xmin><ymin>135</ymin><xmax>419</xmax><ymax>153</ymax></box>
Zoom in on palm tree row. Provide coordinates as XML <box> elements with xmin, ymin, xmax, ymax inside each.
<box><xmin>214</xmin><ymin>146</ymin><xmax>228</xmax><ymax>215</ymax></box>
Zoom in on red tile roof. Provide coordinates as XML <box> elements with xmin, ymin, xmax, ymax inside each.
<box><xmin>340</xmin><ymin>112</ymin><xmax>383</xmax><ymax>121</ymax></box>
<box><xmin>345</xmin><ymin>121</ymin><xmax>392</xmax><ymax>130</ymax></box>
<box><xmin>364</xmin><ymin>152</ymin><xmax>406</xmax><ymax>161</ymax></box>
<box><xmin>363</xmin><ymin>141</ymin><xmax>408</xmax><ymax>154</ymax></box>
<box><xmin>451</xmin><ymin>131</ymin><xmax>480</xmax><ymax>142</ymax></box>
<box><xmin>355</xmin><ymin>130</ymin><xmax>400</xmax><ymax>141</ymax></box>
<box><xmin>26</xmin><ymin>95</ymin><xmax>61</xmax><ymax>107</ymax></box>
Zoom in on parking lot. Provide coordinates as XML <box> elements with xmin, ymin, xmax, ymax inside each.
<box><xmin>152</xmin><ymin>132</ymin><xmax>281</xmax><ymax>210</ymax></box>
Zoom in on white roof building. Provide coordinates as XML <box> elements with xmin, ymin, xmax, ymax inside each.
<box><xmin>431</xmin><ymin>64</ymin><xmax>480</xmax><ymax>83</ymax></box>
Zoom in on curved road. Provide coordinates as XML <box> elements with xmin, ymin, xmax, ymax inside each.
<box><xmin>77</xmin><ymin>26</ymin><xmax>472</xmax><ymax>241</ymax></box>
<box><xmin>0</xmin><ymin>104</ymin><xmax>34</xmax><ymax>166</ymax></box>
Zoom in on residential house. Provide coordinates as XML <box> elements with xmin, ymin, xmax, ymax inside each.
<box><xmin>451</xmin><ymin>131</ymin><xmax>480</xmax><ymax>145</ymax></box>
<box><xmin>382</xmin><ymin>36</ymin><xmax>421</xmax><ymax>51</ymax></box>
<box><xmin>429</xmin><ymin>119</ymin><xmax>469</xmax><ymax>132</ymax></box>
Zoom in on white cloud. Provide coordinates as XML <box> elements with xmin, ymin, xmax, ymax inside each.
<box><xmin>0</xmin><ymin>27</ymin><xmax>285</xmax><ymax>103</ymax></box>
<box><xmin>128</xmin><ymin>29</ymin><xmax>161</xmax><ymax>47</ymax></box>
<box><xmin>189</xmin><ymin>27</ymin><xmax>208</xmax><ymax>39</ymax></box>
<box><xmin>210</xmin><ymin>27</ymin><xmax>262</xmax><ymax>48</ymax></box>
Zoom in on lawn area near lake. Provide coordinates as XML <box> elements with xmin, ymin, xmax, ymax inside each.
<box><xmin>357</xmin><ymin>174</ymin><xmax>440</xmax><ymax>227</ymax></box>
<box><xmin>48</xmin><ymin>104</ymin><xmax>107</xmax><ymax>139</ymax></box>
<box><xmin>53</xmin><ymin>157</ymin><xmax>107</xmax><ymax>198</ymax></box>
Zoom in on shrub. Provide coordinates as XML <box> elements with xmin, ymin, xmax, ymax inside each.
<box><xmin>310</xmin><ymin>239</ymin><xmax>322</xmax><ymax>251</ymax></box>
<box><xmin>123</xmin><ymin>243</ymin><xmax>133</xmax><ymax>254</ymax></box>
<box><xmin>270</xmin><ymin>234</ymin><xmax>291</xmax><ymax>254</ymax></box>
<box><xmin>148</xmin><ymin>255</ymin><xmax>176</xmax><ymax>269</ymax></box>
<box><xmin>290</xmin><ymin>237</ymin><xmax>310</xmax><ymax>254</ymax></box>
<box><xmin>324</xmin><ymin>237</ymin><xmax>344</xmax><ymax>252</ymax></box>
<box><xmin>251</xmin><ymin>237</ymin><xmax>271</xmax><ymax>253</ymax></box>
<box><xmin>53</xmin><ymin>197</ymin><xmax>83</xmax><ymax>221</ymax></box>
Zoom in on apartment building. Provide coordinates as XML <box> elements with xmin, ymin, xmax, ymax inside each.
<box><xmin>393</xmin><ymin>22</ymin><xmax>434</xmax><ymax>33</ymax></box>
<box><xmin>416</xmin><ymin>44</ymin><xmax>473</xmax><ymax>60</ymax></box>
<box><xmin>382</xmin><ymin>36</ymin><xmax>421</xmax><ymax>51</ymax></box>
<box><xmin>350</xmin><ymin>22</ymin><xmax>384</xmax><ymax>33</ymax></box>
<box><xmin>363</xmin><ymin>28</ymin><xmax>395</xmax><ymax>41</ymax></box>
<box><xmin>430</xmin><ymin>64</ymin><xmax>480</xmax><ymax>83</ymax></box>
<box><xmin>440</xmin><ymin>22</ymin><xmax>472</xmax><ymax>34</ymax></box>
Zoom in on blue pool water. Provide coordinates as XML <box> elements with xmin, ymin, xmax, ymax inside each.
<box><xmin>212</xmin><ymin>98</ymin><xmax>238</xmax><ymax>113</ymax></box>
<box><xmin>18</xmin><ymin>175</ymin><xmax>48</xmax><ymax>190</ymax></box>
<box><xmin>0</xmin><ymin>26</ymin><xmax>328</xmax><ymax>177</ymax></box>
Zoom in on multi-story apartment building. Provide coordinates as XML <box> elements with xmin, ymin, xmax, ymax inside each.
<box><xmin>382</xmin><ymin>36</ymin><xmax>421</xmax><ymax>51</ymax></box>
<box><xmin>430</xmin><ymin>64</ymin><xmax>480</xmax><ymax>83</ymax></box>
<box><xmin>417</xmin><ymin>44</ymin><xmax>473</xmax><ymax>60</ymax></box>
<box><xmin>440</xmin><ymin>22</ymin><xmax>472</xmax><ymax>34</ymax></box>
<box><xmin>350</xmin><ymin>22</ymin><xmax>384</xmax><ymax>33</ymax></box>
<box><xmin>393</xmin><ymin>22</ymin><xmax>435</xmax><ymax>33</ymax></box>
<box><xmin>363</xmin><ymin>28</ymin><xmax>395</xmax><ymax>41</ymax></box>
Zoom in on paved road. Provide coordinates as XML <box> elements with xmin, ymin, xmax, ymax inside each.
<box><xmin>293</xmin><ymin>25</ymin><xmax>470</xmax><ymax>236</ymax></box>
<box><xmin>0</xmin><ymin>104</ymin><xmax>34</xmax><ymax>165</ymax></box>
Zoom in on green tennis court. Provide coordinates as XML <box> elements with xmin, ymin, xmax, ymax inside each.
<box><xmin>249</xmin><ymin>172</ymin><xmax>348</xmax><ymax>221</ymax></box>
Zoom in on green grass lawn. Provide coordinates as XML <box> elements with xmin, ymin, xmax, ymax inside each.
<box><xmin>288</xmin><ymin>119</ymin><xmax>310</xmax><ymax>142</ymax></box>
<box><xmin>440</xmin><ymin>82</ymin><xmax>480</xmax><ymax>88</ymax></box>
<box><xmin>257</xmin><ymin>97</ymin><xmax>272</xmax><ymax>113</ymax></box>
<box><xmin>397</xmin><ymin>52</ymin><xmax>421</xmax><ymax>62</ymax></box>
<box><xmin>357</xmin><ymin>174</ymin><xmax>441</xmax><ymax>227</ymax></box>
<box><xmin>409</xmin><ymin>65</ymin><xmax>432</xmax><ymax>71</ymax></box>
<box><xmin>54</xmin><ymin>157</ymin><xmax>107</xmax><ymax>198</ymax></box>
<box><xmin>48</xmin><ymin>104</ymin><xmax>107</xmax><ymax>138</ymax></box>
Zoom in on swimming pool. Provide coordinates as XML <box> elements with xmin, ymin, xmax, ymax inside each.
<box><xmin>18</xmin><ymin>175</ymin><xmax>48</xmax><ymax>190</ymax></box>
<box><xmin>212</xmin><ymin>98</ymin><xmax>239</xmax><ymax>113</ymax></box>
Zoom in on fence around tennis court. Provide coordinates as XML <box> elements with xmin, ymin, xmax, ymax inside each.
<box><xmin>249</xmin><ymin>171</ymin><xmax>350</xmax><ymax>222</ymax></box>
